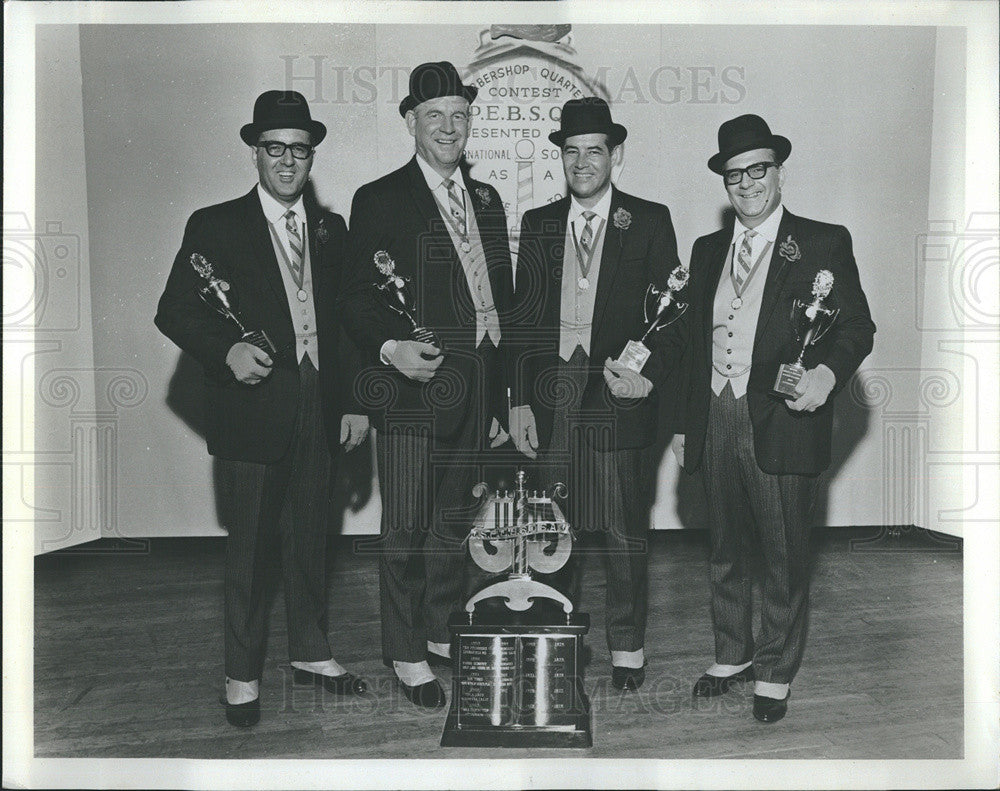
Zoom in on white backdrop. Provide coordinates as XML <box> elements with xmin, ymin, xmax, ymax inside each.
<box><xmin>29</xmin><ymin>21</ymin><xmax>974</xmax><ymax>549</ymax></box>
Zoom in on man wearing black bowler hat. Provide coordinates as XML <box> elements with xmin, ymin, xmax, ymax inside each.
<box><xmin>156</xmin><ymin>90</ymin><xmax>370</xmax><ymax>727</ymax></box>
<box><xmin>672</xmin><ymin>114</ymin><xmax>875</xmax><ymax>722</ymax></box>
<box><xmin>338</xmin><ymin>62</ymin><xmax>514</xmax><ymax>707</ymax></box>
<box><xmin>505</xmin><ymin>97</ymin><xmax>685</xmax><ymax>691</ymax></box>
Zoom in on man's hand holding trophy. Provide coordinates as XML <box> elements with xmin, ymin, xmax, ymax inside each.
<box><xmin>605</xmin><ymin>265</ymin><xmax>689</xmax><ymax>400</ymax></box>
<box><xmin>372</xmin><ymin>250</ymin><xmax>443</xmax><ymax>382</ymax></box>
<box><xmin>190</xmin><ymin>253</ymin><xmax>278</xmax><ymax>385</ymax></box>
<box><xmin>774</xmin><ymin>269</ymin><xmax>840</xmax><ymax>412</ymax></box>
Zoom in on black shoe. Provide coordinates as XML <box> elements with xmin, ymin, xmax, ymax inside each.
<box><xmin>753</xmin><ymin>691</ymin><xmax>789</xmax><ymax>723</ymax></box>
<box><xmin>426</xmin><ymin>650</ymin><xmax>452</xmax><ymax>669</ymax></box>
<box><xmin>293</xmin><ymin>668</ymin><xmax>368</xmax><ymax>696</ymax></box>
<box><xmin>397</xmin><ymin>677</ymin><xmax>446</xmax><ymax>708</ymax></box>
<box><xmin>224</xmin><ymin>697</ymin><xmax>260</xmax><ymax>727</ymax></box>
<box><xmin>692</xmin><ymin>666</ymin><xmax>755</xmax><ymax>697</ymax></box>
<box><xmin>611</xmin><ymin>665</ymin><xmax>645</xmax><ymax>691</ymax></box>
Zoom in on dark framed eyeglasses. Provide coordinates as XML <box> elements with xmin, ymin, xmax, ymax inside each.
<box><xmin>723</xmin><ymin>161</ymin><xmax>778</xmax><ymax>185</ymax></box>
<box><xmin>256</xmin><ymin>141</ymin><xmax>314</xmax><ymax>159</ymax></box>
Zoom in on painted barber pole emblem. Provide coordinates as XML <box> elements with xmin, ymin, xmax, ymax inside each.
<box><xmin>463</xmin><ymin>25</ymin><xmax>610</xmax><ymax>258</ymax></box>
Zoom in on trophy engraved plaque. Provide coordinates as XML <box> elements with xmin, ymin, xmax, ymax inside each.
<box><xmin>773</xmin><ymin>269</ymin><xmax>840</xmax><ymax>397</ymax></box>
<box><xmin>441</xmin><ymin>470</ymin><xmax>592</xmax><ymax>748</ymax></box>
<box><xmin>189</xmin><ymin>253</ymin><xmax>277</xmax><ymax>356</ymax></box>
<box><xmin>372</xmin><ymin>250</ymin><xmax>442</xmax><ymax>351</ymax></box>
<box><xmin>616</xmin><ymin>266</ymin><xmax>689</xmax><ymax>373</ymax></box>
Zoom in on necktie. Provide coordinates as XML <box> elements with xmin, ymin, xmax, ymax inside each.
<box><xmin>579</xmin><ymin>211</ymin><xmax>596</xmax><ymax>258</ymax></box>
<box><xmin>285</xmin><ymin>210</ymin><xmax>304</xmax><ymax>281</ymax></box>
<box><xmin>443</xmin><ymin>178</ymin><xmax>466</xmax><ymax>237</ymax></box>
<box><xmin>734</xmin><ymin>229</ymin><xmax>756</xmax><ymax>290</ymax></box>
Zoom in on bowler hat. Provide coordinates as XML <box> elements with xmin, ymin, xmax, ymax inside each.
<box><xmin>398</xmin><ymin>61</ymin><xmax>478</xmax><ymax>117</ymax></box>
<box><xmin>240</xmin><ymin>90</ymin><xmax>327</xmax><ymax>147</ymax></box>
<box><xmin>708</xmin><ymin>114</ymin><xmax>790</xmax><ymax>174</ymax></box>
<box><xmin>548</xmin><ymin>97</ymin><xmax>628</xmax><ymax>148</ymax></box>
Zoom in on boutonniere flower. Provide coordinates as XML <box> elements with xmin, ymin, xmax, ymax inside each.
<box><xmin>612</xmin><ymin>207</ymin><xmax>632</xmax><ymax>231</ymax></box>
<box><xmin>475</xmin><ymin>186</ymin><xmax>492</xmax><ymax>207</ymax></box>
<box><xmin>779</xmin><ymin>234</ymin><xmax>801</xmax><ymax>262</ymax></box>
<box><xmin>315</xmin><ymin>218</ymin><xmax>329</xmax><ymax>245</ymax></box>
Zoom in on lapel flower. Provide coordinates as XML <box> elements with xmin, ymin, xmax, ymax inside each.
<box><xmin>612</xmin><ymin>207</ymin><xmax>632</xmax><ymax>231</ymax></box>
<box><xmin>778</xmin><ymin>234</ymin><xmax>801</xmax><ymax>262</ymax></box>
<box><xmin>475</xmin><ymin>186</ymin><xmax>492</xmax><ymax>207</ymax></box>
<box><xmin>316</xmin><ymin>218</ymin><xmax>329</xmax><ymax>245</ymax></box>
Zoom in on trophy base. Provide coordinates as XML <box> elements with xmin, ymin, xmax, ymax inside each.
<box><xmin>410</xmin><ymin>326</ymin><xmax>443</xmax><ymax>353</ymax></box>
<box><xmin>441</xmin><ymin>604</ymin><xmax>592</xmax><ymax>748</ymax></box>
<box><xmin>241</xmin><ymin>329</ymin><xmax>277</xmax><ymax>356</ymax></box>
<box><xmin>774</xmin><ymin>362</ymin><xmax>805</xmax><ymax>398</ymax></box>
<box><xmin>616</xmin><ymin>340</ymin><xmax>651</xmax><ymax>374</ymax></box>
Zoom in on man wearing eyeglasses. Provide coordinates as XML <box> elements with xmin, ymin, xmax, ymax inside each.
<box><xmin>155</xmin><ymin>90</ymin><xmax>370</xmax><ymax>728</ymax></box>
<box><xmin>672</xmin><ymin>114</ymin><xmax>875</xmax><ymax>723</ymax></box>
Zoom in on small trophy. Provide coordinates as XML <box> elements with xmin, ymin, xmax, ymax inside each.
<box><xmin>773</xmin><ymin>269</ymin><xmax>840</xmax><ymax>397</ymax></box>
<box><xmin>616</xmin><ymin>265</ymin><xmax>689</xmax><ymax>373</ymax></box>
<box><xmin>372</xmin><ymin>250</ymin><xmax>442</xmax><ymax>351</ymax></box>
<box><xmin>189</xmin><ymin>253</ymin><xmax>277</xmax><ymax>355</ymax></box>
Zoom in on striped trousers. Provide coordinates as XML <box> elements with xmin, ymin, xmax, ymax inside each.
<box><xmin>702</xmin><ymin>383</ymin><xmax>817</xmax><ymax>684</ymax></box>
<box><xmin>215</xmin><ymin>357</ymin><xmax>333</xmax><ymax>681</ymax></box>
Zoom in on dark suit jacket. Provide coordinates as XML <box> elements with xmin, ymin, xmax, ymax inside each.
<box><xmin>339</xmin><ymin>157</ymin><xmax>514</xmax><ymax>440</ymax></box>
<box><xmin>678</xmin><ymin>209</ymin><xmax>876</xmax><ymax>475</ymax></box>
<box><xmin>507</xmin><ymin>187</ymin><xmax>685</xmax><ymax>451</ymax></box>
<box><xmin>155</xmin><ymin>187</ymin><xmax>361</xmax><ymax>463</ymax></box>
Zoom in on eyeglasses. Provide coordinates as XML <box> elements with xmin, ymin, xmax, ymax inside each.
<box><xmin>256</xmin><ymin>141</ymin><xmax>313</xmax><ymax>159</ymax></box>
<box><xmin>723</xmin><ymin>161</ymin><xmax>778</xmax><ymax>185</ymax></box>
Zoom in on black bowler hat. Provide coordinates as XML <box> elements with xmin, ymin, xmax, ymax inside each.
<box><xmin>240</xmin><ymin>90</ymin><xmax>327</xmax><ymax>147</ymax></box>
<box><xmin>708</xmin><ymin>114</ymin><xmax>790</xmax><ymax>174</ymax></box>
<box><xmin>398</xmin><ymin>61</ymin><xmax>478</xmax><ymax>117</ymax></box>
<box><xmin>548</xmin><ymin>97</ymin><xmax>628</xmax><ymax>148</ymax></box>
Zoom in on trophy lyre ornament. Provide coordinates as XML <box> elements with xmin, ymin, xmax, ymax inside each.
<box><xmin>616</xmin><ymin>265</ymin><xmax>689</xmax><ymax>373</ymax></box>
<box><xmin>773</xmin><ymin>269</ymin><xmax>840</xmax><ymax>397</ymax></box>
<box><xmin>441</xmin><ymin>470</ymin><xmax>592</xmax><ymax>748</ymax></box>
<box><xmin>189</xmin><ymin>253</ymin><xmax>277</xmax><ymax>355</ymax></box>
<box><xmin>373</xmin><ymin>250</ymin><xmax>442</xmax><ymax>350</ymax></box>
<box><xmin>465</xmin><ymin>470</ymin><xmax>574</xmax><ymax>618</ymax></box>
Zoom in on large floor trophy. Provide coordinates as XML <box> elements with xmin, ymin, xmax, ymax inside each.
<box><xmin>190</xmin><ymin>253</ymin><xmax>277</xmax><ymax>355</ymax></box>
<box><xmin>441</xmin><ymin>471</ymin><xmax>592</xmax><ymax>748</ymax></box>
<box><xmin>773</xmin><ymin>269</ymin><xmax>840</xmax><ymax>397</ymax></box>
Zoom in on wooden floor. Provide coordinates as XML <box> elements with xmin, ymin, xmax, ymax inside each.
<box><xmin>34</xmin><ymin>527</ymin><xmax>962</xmax><ymax>760</ymax></box>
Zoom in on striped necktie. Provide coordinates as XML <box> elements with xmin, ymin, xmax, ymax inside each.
<box><xmin>579</xmin><ymin>211</ymin><xmax>596</xmax><ymax>257</ymax></box>
<box><xmin>734</xmin><ymin>229</ymin><xmax>756</xmax><ymax>289</ymax></box>
<box><xmin>443</xmin><ymin>178</ymin><xmax>466</xmax><ymax>237</ymax></box>
<box><xmin>284</xmin><ymin>209</ymin><xmax>304</xmax><ymax>280</ymax></box>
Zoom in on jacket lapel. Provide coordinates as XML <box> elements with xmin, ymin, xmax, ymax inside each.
<box><xmin>754</xmin><ymin>210</ymin><xmax>796</xmax><ymax>346</ymax></box>
<box><xmin>404</xmin><ymin>156</ymin><xmax>445</xmax><ymax>232</ymax></box>
<box><xmin>468</xmin><ymin>180</ymin><xmax>508</xmax><ymax>301</ymax></box>
<box><xmin>241</xmin><ymin>189</ymin><xmax>291</xmax><ymax>323</ymax></box>
<box><xmin>544</xmin><ymin>199</ymin><xmax>571</xmax><ymax>329</ymax></box>
<box><xmin>591</xmin><ymin>186</ymin><xmax>625</xmax><ymax>338</ymax></box>
<box><xmin>304</xmin><ymin>198</ymin><xmax>327</xmax><ymax>307</ymax></box>
<box><xmin>701</xmin><ymin>226</ymin><xmax>733</xmax><ymax>355</ymax></box>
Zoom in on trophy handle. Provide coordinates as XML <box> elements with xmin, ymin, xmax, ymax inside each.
<box><xmin>642</xmin><ymin>283</ymin><xmax>663</xmax><ymax>325</ymax></box>
<box><xmin>809</xmin><ymin>306</ymin><xmax>841</xmax><ymax>344</ymax></box>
